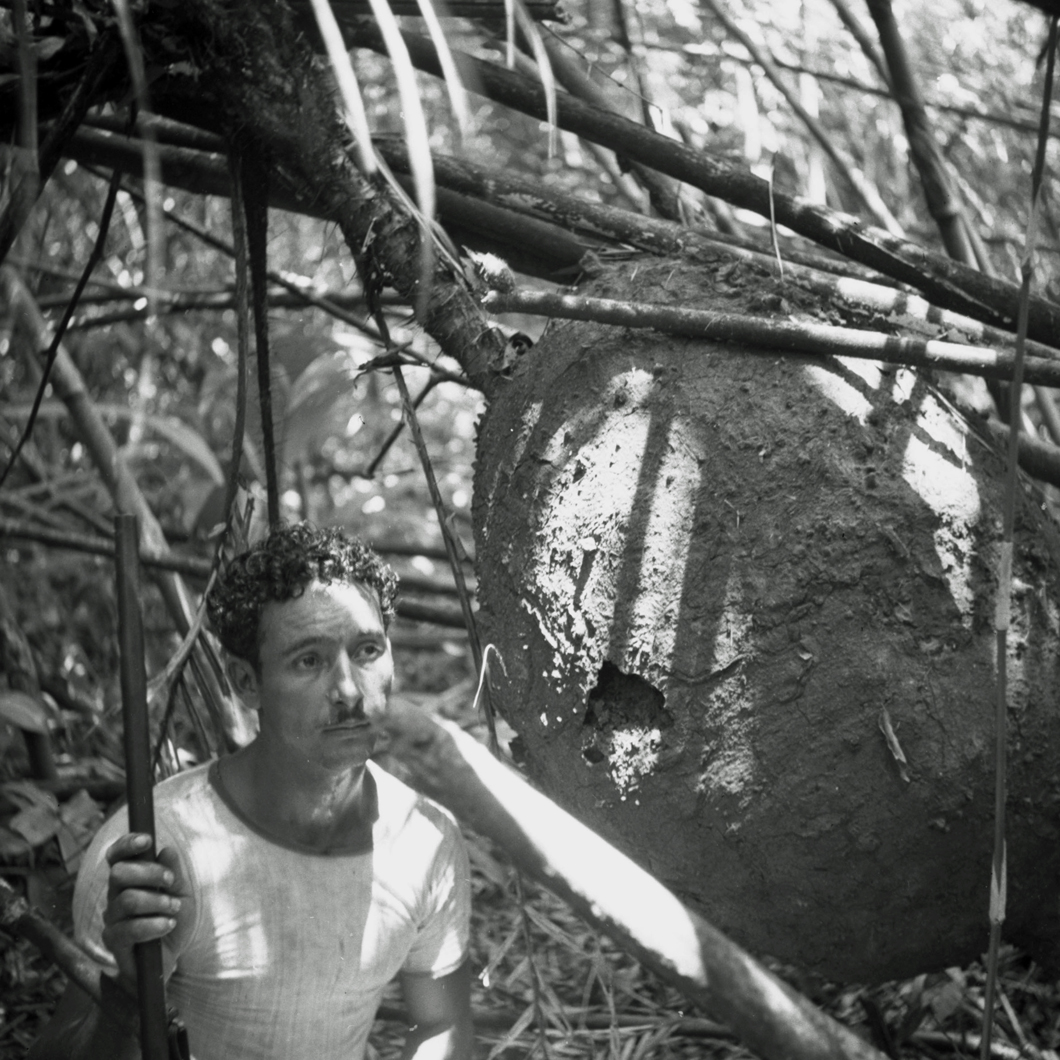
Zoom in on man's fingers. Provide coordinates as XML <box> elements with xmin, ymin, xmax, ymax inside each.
<box><xmin>102</xmin><ymin>915</ymin><xmax>179</xmax><ymax>951</ymax></box>
<box><xmin>156</xmin><ymin>846</ymin><xmax>187</xmax><ymax>894</ymax></box>
<box><xmin>105</xmin><ymin>832</ymin><xmax>153</xmax><ymax>865</ymax></box>
<box><xmin>107</xmin><ymin>858</ymin><xmax>175</xmax><ymax>896</ymax></box>
<box><xmin>104</xmin><ymin>886</ymin><xmax>182</xmax><ymax>925</ymax></box>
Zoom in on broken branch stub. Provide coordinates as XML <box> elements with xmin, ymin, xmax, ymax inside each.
<box><xmin>379</xmin><ymin>701</ymin><xmax>884</xmax><ymax>1060</ymax></box>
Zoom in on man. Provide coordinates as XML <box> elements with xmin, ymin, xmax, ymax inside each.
<box><xmin>30</xmin><ymin>523</ymin><xmax>473</xmax><ymax>1060</ymax></box>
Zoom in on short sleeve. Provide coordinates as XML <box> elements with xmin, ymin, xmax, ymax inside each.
<box><xmin>401</xmin><ymin>812</ymin><xmax>471</xmax><ymax>978</ymax></box>
<box><xmin>73</xmin><ymin>808</ymin><xmax>126</xmax><ymax>974</ymax></box>
<box><xmin>72</xmin><ymin>806</ymin><xmax>189</xmax><ymax>981</ymax></box>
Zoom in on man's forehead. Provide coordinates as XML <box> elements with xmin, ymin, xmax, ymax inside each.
<box><xmin>262</xmin><ymin>579</ymin><xmax>386</xmax><ymax>632</ymax></box>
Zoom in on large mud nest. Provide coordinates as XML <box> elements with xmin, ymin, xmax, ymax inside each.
<box><xmin>472</xmin><ymin>257</ymin><xmax>1060</xmax><ymax>983</ymax></box>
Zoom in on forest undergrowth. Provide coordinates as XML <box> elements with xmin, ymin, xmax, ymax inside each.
<box><xmin>3</xmin><ymin>671</ymin><xmax>1060</xmax><ymax>1060</ymax></box>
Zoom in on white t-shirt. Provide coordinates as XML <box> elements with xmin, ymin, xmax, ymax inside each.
<box><xmin>74</xmin><ymin>760</ymin><xmax>471</xmax><ymax>1060</ymax></box>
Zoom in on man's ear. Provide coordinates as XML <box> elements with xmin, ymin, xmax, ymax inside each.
<box><xmin>226</xmin><ymin>655</ymin><xmax>261</xmax><ymax>708</ymax></box>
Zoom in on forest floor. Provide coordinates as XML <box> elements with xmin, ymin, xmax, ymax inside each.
<box><xmin>3</xmin><ymin>659</ymin><xmax>1060</xmax><ymax>1060</ymax></box>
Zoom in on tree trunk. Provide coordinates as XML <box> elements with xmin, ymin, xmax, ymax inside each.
<box><xmin>472</xmin><ymin>255</ymin><xmax>1060</xmax><ymax>983</ymax></box>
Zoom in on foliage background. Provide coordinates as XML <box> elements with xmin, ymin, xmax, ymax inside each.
<box><xmin>1</xmin><ymin>0</ymin><xmax>1060</xmax><ymax>1054</ymax></box>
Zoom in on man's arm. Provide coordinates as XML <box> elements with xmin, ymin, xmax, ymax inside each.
<box><xmin>28</xmin><ymin>833</ymin><xmax>185</xmax><ymax>1060</ymax></box>
<box><xmin>28</xmin><ymin>978</ymin><xmax>139</xmax><ymax>1060</ymax></box>
<box><xmin>399</xmin><ymin>958</ymin><xmax>473</xmax><ymax>1060</ymax></box>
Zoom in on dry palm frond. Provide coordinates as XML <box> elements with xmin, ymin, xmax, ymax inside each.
<box><xmin>413</xmin><ymin>0</ymin><xmax>474</xmax><ymax>141</ymax></box>
<box><xmin>308</xmin><ymin>0</ymin><xmax>378</xmax><ymax>175</ymax></box>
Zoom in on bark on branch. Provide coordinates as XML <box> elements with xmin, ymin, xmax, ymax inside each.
<box><xmin>481</xmin><ymin>286</ymin><xmax>1060</xmax><ymax>486</ymax></box>
<box><xmin>162</xmin><ymin>0</ymin><xmax>507</xmax><ymax>390</ymax></box>
<box><xmin>348</xmin><ymin>24</ymin><xmax>1060</xmax><ymax>348</ymax></box>
<box><xmin>483</xmin><ymin>287</ymin><xmax>1060</xmax><ymax>387</ymax></box>
<box><xmin>380</xmin><ymin>702</ymin><xmax>886</xmax><ymax>1060</ymax></box>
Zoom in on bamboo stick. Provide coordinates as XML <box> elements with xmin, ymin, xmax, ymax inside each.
<box><xmin>481</xmin><ymin>287</ymin><xmax>1060</xmax><ymax>387</ymax></box>
<box><xmin>114</xmin><ymin>515</ymin><xmax>169</xmax><ymax>1060</ymax></box>
<box><xmin>348</xmin><ymin>24</ymin><xmax>1060</xmax><ymax>349</ymax></box>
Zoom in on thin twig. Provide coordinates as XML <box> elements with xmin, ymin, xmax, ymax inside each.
<box><xmin>981</xmin><ymin>16</ymin><xmax>1059</xmax><ymax>1060</ymax></box>
<box><xmin>828</xmin><ymin>0</ymin><xmax>891</xmax><ymax>89</ymax></box>
<box><xmin>364</xmin><ymin>375</ymin><xmax>440</xmax><ymax>478</ymax></box>
<box><xmin>222</xmin><ymin>151</ymin><xmax>253</xmax><ymax>562</ymax></box>
<box><xmin>239</xmin><ymin>140</ymin><xmax>281</xmax><ymax>526</ymax></box>
<box><xmin>88</xmin><ymin>168</ymin><xmax>385</xmax><ymax>343</ymax></box>
<box><xmin>391</xmin><ymin>359</ymin><xmax>482</xmax><ymax>663</ymax></box>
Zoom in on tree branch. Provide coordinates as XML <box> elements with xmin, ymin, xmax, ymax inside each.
<box><xmin>163</xmin><ymin>0</ymin><xmax>507</xmax><ymax>391</ymax></box>
<box><xmin>380</xmin><ymin>703</ymin><xmax>887</xmax><ymax>1060</ymax></box>
<box><xmin>701</xmin><ymin>0</ymin><xmax>903</xmax><ymax>234</ymax></box>
<box><xmin>864</xmin><ymin>0</ymin><xmax>977</xmax><ymax>265</ymax></box>
<box><xmin>349</xmin><ymin>24</ymin><xmax>1060</xmax><ymax>347</ymax></box>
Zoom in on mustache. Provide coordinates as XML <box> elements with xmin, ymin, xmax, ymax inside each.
<box><xmin>328</xmin><ymin>703</ymin><xmax>368</xmax><ymax>725</ymax></box>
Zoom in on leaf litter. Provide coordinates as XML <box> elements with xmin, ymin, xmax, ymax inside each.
<box><xmin>4</xmin><ymin>695</ymin><xmax>1060</xmax><ymax>1058</ymax></box>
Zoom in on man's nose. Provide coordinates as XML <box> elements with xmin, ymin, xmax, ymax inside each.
<box><xmin>331</xmin><ymin>652</ymin><xmax>363</xmax><ymax>710</ymax></box>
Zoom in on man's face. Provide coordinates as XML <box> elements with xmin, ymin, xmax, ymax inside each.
<box><xmin>231</xmin><ymin>579</ymin><xmax>394</xmax><ymax>773</ymax></box>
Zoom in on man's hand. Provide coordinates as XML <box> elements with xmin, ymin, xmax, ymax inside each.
<box><xmin>101</xmin><ymin>833</ymin><xmax>184</xmax><ymax>991</ymax></box>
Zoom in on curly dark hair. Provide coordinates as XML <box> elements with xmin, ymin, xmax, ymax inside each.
<box><xmin>206</xmin><ymin>523</ymin><xmax>399</xmax><ymax>663</ymax></box>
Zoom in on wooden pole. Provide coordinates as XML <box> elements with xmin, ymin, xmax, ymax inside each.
<box><xmin>379</xmin><ymin>702</ymin><xmax>885</xmax><ymax>1060</ymax></box>
<box><xmin>114</xmin><ymin>514</ymin><xmax>169</xmax><ymax>1060</ymax></box>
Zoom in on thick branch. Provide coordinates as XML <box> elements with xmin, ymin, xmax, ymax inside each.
<box><xmin>48</xmin><ymin>126</ymin><xmax>1060</xmax><ymax>367</ymax></box>
<box><xmin>348</xmin><ymin>24</ymin><xmax>1060</xmax><ymax>347</ymax></box>
<box><xmin>483</xmin><ymin>286</ymin><xmax>1060</xmax><ymax>486</ymax></box>
<box><xmin>483</xmin><ymin>287</ymin><xmax>1060</xmax><ymax>387</ymax></box>
<box><xmin>163</xmin><ymin>0</ymin><xmax>506</xmax><ymax>390</ymax></box>
<box><xmin>380</xmin><ymin>703</ymin><xmax>886</xmax><ymax>1060</ymax></box>
<box><xmin>536</xmin><ymin>34</ymin><xmax>682</xmax><ymax>220</ymax></box>
<box><xmin>56</xmin><ymin>126</ymin><xmax>594</xmax><ymax>282</ymax></box>
<box><xmin>377</xmin><ymin>140</ymin><xmax>1060</xmax><ymax>360</ymax></box>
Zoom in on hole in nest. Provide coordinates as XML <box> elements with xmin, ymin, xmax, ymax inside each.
<box><xmin>583</xmin><ymin>661</ymin><xmax>670</xmax><ymax>730</ymax></box>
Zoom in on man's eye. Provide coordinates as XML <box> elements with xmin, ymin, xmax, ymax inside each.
<box><xmin>296</xmin><ymin>653</ymin><xmax>320</xmax><ymax>669</ymax></box>
<box><xmin>360</xmin><ymin>644</ymin><xmax>383</xmax><ymax>661</ymax></box>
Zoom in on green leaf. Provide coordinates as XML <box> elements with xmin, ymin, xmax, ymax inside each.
<box><xmin>414</xmin><ymin>0</ymin><xmax>473</xmax><ymax>141</ymax></box>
